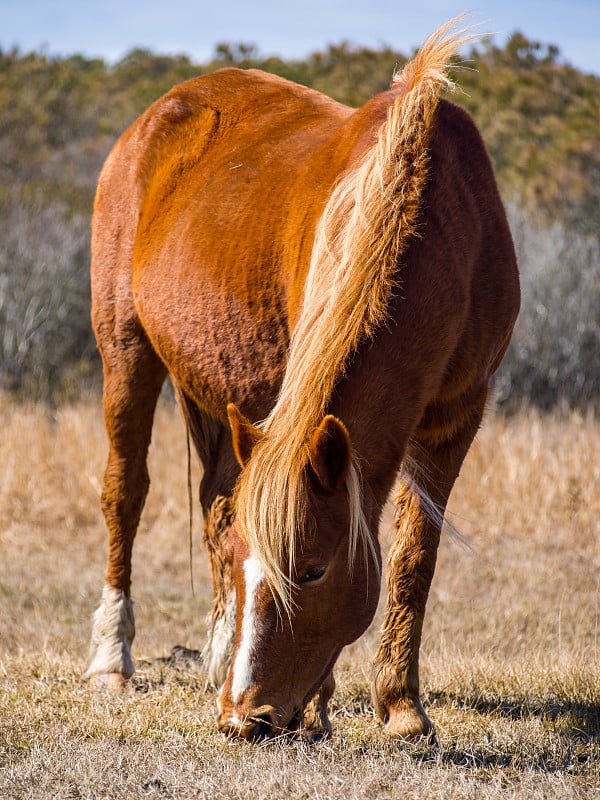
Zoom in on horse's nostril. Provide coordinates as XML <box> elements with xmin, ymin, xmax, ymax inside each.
<box><xmin>218</xmin><ymin>707</ymin><xmax>279</xmax><ymax>741</ymax></box>
<box><xmin>247</xmin><ymin>710</ymin><xmax>276</xmax><ymax>740</ymax></box>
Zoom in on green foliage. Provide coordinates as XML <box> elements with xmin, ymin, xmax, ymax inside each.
<box><xmin>0</xmin><ymin>34</ymin><xmax>598</xmax><ymax>405</ymax></box>
<box><xmin>455</xmin><ymin>35</ymin><xmax>600</xmax><ymax>233</ymax></box>
<box><xmin>300</xmin><ymin>43</ymin><xmax>406</xmax><ymax>107</ymax></box>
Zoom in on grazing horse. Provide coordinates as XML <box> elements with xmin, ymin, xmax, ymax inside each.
<box><xmin>86</xmin><ymin>19</ymin><xmax>520</xmax><ymax>740</ymax></box>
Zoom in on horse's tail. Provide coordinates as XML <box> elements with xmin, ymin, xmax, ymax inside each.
<box><xmin>296</xmin><ymin>15</ymin><xmax>475</xmax><ymax>372</ymax></box>
<box><xmin>236</xmin><ymin>18</ymin><xmax>478</xmax><ymax>613</ymax></box>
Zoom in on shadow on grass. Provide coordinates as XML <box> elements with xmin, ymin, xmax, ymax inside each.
<box><xmin>410</xmin><ymin>738</ymin><xmax>597</xmax><ymax>775</ymax></box>
<box><xmin>334</xmin><ymin>686</ymin><xmax>599</xmax><ymax>774</ymax></box>
<box><xmin>411</xmin><ymin>688</ymin><xmax>600</xmax><ymax>774</ymax></box>
<box><xmin>426</xmin><ymin>688</ymin><xmax>600</xmax><ymax>739</ymax></box>
<box><xmin>422</xmin><ymin>744</ymin><xmax>594</xmax><ymax>774</ymax></box>
<box><xmin>132</xmin><ymin>648</ymin><xmax>208</xmax><ymax>693</ymax></box>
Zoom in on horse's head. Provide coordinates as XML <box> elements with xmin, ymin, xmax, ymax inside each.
<box><xmin>216</xmin><ymin>406</ymin><xmax>380</xmax><ymax>740</ymax></box>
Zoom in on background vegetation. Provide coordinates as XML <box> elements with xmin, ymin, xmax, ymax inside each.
<box><xmin>1</xmin><ymin>34</ymin><xmax>599</xmax><ymax>406</ymax></box>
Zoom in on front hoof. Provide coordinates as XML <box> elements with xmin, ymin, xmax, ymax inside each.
<box><xmin>88</xmin><ymin>672</ymin><xmax>129</xmax><ymax>694</ymax></box>
<box><xmin>383</xmin><ymin>696</ymin><xmax>435</xmax><ymax>740</ymax></box>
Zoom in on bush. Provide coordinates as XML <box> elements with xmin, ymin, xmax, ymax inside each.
<box><xmin>1</xmin><ymin>191</ymin><xmax>598</xmax><ymax>412</ymax></box>
<box><xmin>0</xmin><ymin>189</ymin><xmax>98</xmax><ymax>398</ymax></box>
<box><xmin>493</xmin><ymin>205</ymin><xmax>600</xmax><ymax>411</ymax></box>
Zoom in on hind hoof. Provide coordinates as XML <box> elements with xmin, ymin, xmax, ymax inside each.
<box><xmin>89</xmin><ymin>672</ymin><xmax>129</xmax><ymax>694</ymax></box>
<box><xmin>301</xmin><ymin>704</ymin><xmax>333</xmax><ymax>742</ymax></box>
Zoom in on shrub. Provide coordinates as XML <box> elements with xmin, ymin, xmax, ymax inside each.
<box><xmin>0</xmin><ymin>189</ymin><xmax>98</xmax><ymax>398</ymax></box>
<box><xmin>493</xmin><ymin>205</ymin><xmax>600</xmax><ymax>411</ymax></box>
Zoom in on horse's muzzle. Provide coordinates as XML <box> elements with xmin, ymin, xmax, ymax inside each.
<box><xmin>217</xmin><ymin>704</ymin><xmax>301</xmax><ymax>741</ymax></box>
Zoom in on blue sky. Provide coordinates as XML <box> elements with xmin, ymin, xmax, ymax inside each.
<box><xmin>2</xmin><ymin>1</ymin><xmax>599</xmax><ymax>75</ymax></box>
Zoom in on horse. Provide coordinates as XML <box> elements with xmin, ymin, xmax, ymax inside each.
<box><xmin>85</xmin><ymin>18</ymin><xmax>520</xmax><ymax>741</ymax></box>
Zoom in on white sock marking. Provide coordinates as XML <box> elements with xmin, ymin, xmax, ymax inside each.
<box><xmin>202</xmin><ymin>591</ymin><xmax>236</xmax><ymax>688</ymax></box>
<box><xmin>84</xmin><ymin>585</ymin><xmax>135</xmax><ymax>678</ymax></box>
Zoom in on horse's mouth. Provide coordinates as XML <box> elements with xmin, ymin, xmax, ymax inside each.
<box><xmin>218</xmin><ymin>705</ymin><xmax>304</xmax><ymax>742</ymax></box>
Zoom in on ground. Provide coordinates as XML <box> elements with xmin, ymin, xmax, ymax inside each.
<box><xmin>0</xmin><ymin>395</ymin><xmax>598</xmax><ymax>798</ymax></box>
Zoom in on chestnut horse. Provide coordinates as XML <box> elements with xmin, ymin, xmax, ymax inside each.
<box><xmin>86</xmin><ymin>19</ymin><xmax>519</xmax><ymax>740</ymax></box>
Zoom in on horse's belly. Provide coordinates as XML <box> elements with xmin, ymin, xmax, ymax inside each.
<box><xmin>134</xmin><ymin>270</ymin><xmax>289</xmax><ymax>423</ymax></box>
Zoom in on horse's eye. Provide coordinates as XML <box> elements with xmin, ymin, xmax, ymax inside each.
<box><xmin>299</xmin><ymin>565</ymin><xmax>326</xmax><ymax>584</ymax></box>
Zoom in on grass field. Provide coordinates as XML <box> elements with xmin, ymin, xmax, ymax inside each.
<box><xmin>1</xmin><ymin>394</ymin><xmax>598</xmax><ymax>798</ymax></box>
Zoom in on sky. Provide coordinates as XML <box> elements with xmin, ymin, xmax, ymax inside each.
<box><xmin>1</xmin><ymin>0</ymin><xmax>599</xmax><ymax>76</ymax></box>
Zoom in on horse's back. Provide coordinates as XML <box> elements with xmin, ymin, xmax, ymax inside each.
<box><xmin>91</xmin><ymin>69</ymin><xmax>518</xmax><ymax>425</ymax></box>
<box><xmin>92</xmin><ymin>68</ymin><xmax>350</xmax><ymax>285</ymax></box>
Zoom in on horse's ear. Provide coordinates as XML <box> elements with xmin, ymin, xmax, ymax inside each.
<box><xmin>227</xmin><ymin>403</ymin><xmax>264</xmax><ymax>468</ymax></box>
<box><xmin>308</xmin><ymin>415</ymin><xmax>351</xmax><ymax>492</ymax></box>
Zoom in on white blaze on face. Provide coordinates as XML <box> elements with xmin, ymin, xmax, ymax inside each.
<box><xmin>231</xmin><ymin>554</ymin><xmax>265</xmax><ymax>704</ymax></box>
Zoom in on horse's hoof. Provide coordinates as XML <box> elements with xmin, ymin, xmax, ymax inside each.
<box><xmin>384</xmin><ymin>698</ymin><xmax>435</xmax><ymax>740</ymax></box>
<box><xmin>301</xmin><ymin>697</ymin><xmax>333</xmax><ymax>741</ymax></box>
<box><xmin>300</xmin><ymin>716</ymin><xmax>332</xmax><ymax>743</ymax></box>
<box><xmin>88</xmin><ymin>672</ymin><xmax>129</xmax><ymax>694</ymax></box>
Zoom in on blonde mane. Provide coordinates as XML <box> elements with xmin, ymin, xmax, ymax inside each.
<box><xmin>234</xmin><ymin>17</ymin><xmax>477</xmax><ymax>612</ymax></box>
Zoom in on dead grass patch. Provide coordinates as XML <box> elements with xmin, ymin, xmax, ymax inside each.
<box><xmin>0</xmin><ymin>395</ymin><xmax>598</xmax><ymax>798</ymax></box>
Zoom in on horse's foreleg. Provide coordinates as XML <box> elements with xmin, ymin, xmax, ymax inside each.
<box><xmin>372</xmin><ymin>392</ymin><xmax>486</xmax><ymax>738</ymax></box>
<box><xmin>85</xmin><ymin>351</ymin><xmax>165</xmax><ymax>690</ymax></box>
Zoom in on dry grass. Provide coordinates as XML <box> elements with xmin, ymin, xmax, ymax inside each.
<box><xmin>0</xmin><ymin>393</ymin><xmax>598</xmax><ymax>798</ymax></box>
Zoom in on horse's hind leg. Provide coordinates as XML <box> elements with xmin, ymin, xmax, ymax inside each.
<box><xmin>302</xmin><ymin>671</ymin><xmax>335</xmax><ymax>740</ymax></box>
<box><xmin>372</xmin><ymin>389</ymin><xmax>487</xmax><ymax>738</ymax></box>
<box><xmin>85</xmin><ymin>332</ymin><xmax>166</xmax><ymax>691</ymax></box>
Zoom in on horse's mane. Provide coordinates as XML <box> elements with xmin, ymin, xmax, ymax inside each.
<box><xmin>234</xmin><ymin>17</ymin><xmax>477</xmax><ymax>613</ymax></box>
